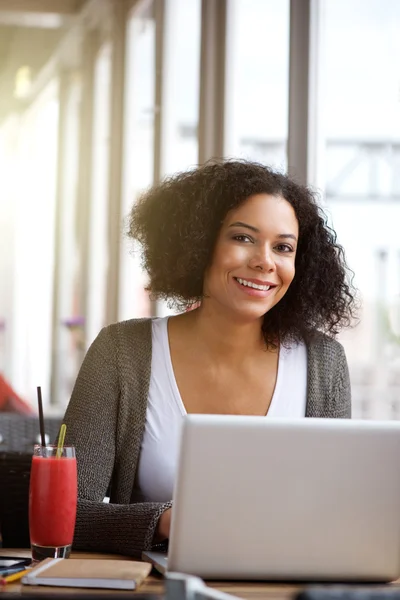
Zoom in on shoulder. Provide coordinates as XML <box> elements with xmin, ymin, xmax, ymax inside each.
<box><xmin>283</xmin><ymin>333</ymin><xmax>345</xmax><ymax>367</ymax></box>
<box><xmin>306</xmin><ymin>331</ymin><xmax>347</xmax><ymax>363</ymax></box>
<box><xmin>103</xmin><ymin>317</ymin><xmax>154</xmax><ymax>336</ymax></box>
<box><xmin>89</xmin><ymin>318</ymin><xmax>154</xmax><ymax>368</ymax></box>
<box><xmin>96</xmin><ymin>317</ymin><xmax>153</xmax><ymax>347</ymax></box>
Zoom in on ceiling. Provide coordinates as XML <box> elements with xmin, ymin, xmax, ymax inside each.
<box><xmin>0</xmin><ymin>26</ymin><xmax>14</xmax><ymax>72</ymax></box>
<box><xmin>0</xmin><ymin>0</ymin><xmax>87</xmax><ymax>121</ymax></box>
<box><xmin>0</xmin><ymin>0</ymin><xmax>86</xmax><ymax>18</ymax></box>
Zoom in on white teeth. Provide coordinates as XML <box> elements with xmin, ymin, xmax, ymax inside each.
<box><xmin>236</xmin><ymin>278</ymin><xmax>271</xmax><ymax>291</ymax></box>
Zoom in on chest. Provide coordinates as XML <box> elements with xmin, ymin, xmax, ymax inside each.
<box><xmin>170</xmin><ymin>352</ymin><xmax>279</xmax><ymax>416</ymax></box>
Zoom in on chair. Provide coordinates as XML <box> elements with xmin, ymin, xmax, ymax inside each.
<box><xmin>0</xmin><ymin>414</ymin><xmax>63</xmax><ymax>547</ymax></box>
<box><xmin>0</xmin><ymin>451</ymin><xmax>32</xmax><ymax>547</ymax></box>
<box><xmin>0</xmin><ymin>413</ymin><xmax>63</xmax><ymax>452</ymax></box>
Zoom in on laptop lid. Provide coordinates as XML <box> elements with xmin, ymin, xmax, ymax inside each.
<box><xmin>168</xmin><ymin>415</ymin><xmax>400</xmax><ymax>581</ymax></box>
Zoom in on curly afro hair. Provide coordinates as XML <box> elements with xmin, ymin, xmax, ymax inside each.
<box><xmin>128</xmin><ymin>159</ymin><xmax>357</xmax><ymax>347</ymax></box>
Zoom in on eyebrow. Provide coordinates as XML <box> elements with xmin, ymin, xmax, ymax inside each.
<box><xmin>228</xmin><ymin>221</ymin><xmax>298</xmax><ymax>241</ymax></box>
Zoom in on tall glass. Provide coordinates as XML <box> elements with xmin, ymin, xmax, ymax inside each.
<box><xmin>29</xmin><ymin>445</ymin><xmax>77</xmax><ymax>561</ymax></box>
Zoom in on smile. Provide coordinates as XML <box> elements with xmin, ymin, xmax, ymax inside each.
<box><xmin>235</xmin><ymin>277</ymin><xmax>272</xmax><ymax>291</ymax></box>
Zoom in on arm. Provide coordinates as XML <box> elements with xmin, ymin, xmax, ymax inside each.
<box><xmin>334</xmin><ymin>342</ymin><xmax>351</xmax><ymax>419</ymax></box>
<box><xmin>63</xmin><ymin>327</ymin><xmax>171</xmax><ymax>558</ymax></box>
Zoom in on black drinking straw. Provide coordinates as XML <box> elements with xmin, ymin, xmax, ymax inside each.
<box><xmin>36</xmin><ymin>386</ymin><xmax>46</xmax><ymax>447</ymax></box>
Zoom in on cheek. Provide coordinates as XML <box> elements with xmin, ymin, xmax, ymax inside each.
<box><xmin>213</xmin><ymin>243</ymin><xmax>249</xmax><ymax>270</ymax></box>
<box><xmin>278</xmin><ymin>258</ymin><xmax>296</xmax><ymax>285</ymax></box>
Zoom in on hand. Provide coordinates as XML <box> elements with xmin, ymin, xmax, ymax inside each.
<box><xmin>155</xmin><ymin>507</ymin><xmax>172</xmax><ymax>541</ymax></box>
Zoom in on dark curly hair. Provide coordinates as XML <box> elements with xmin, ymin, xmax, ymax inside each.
<box><xmin>128</xmin><ymin>159</ymin><xmax>357</xmax><ymax>346</ymax></box>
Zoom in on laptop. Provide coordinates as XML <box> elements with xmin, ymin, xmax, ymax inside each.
<box><xmin>143</xmin><ymin>415</ymin><xmax>400</xmax><ymax>581</ymax></box>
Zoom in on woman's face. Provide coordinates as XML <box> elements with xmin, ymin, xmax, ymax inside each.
<box><xmin>203</xmin><ymin>193</ymin><xmax>299</xmax><ymax>322</ymax></box>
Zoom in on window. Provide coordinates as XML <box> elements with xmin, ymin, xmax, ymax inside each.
<box><xmin>7</xmin><ymin>80</ymin><xmax>59</xmax><ymax>407</ymax></box>
<box><xmin>119</xmin><ymin>2</ymin><xmax>156</xmax><ymax>321</ymax></box>
<box><xmin>156</xmin><ymin>0</ymin><xmax>201</xmax><ymax>317</ymax></box>
<box><xmin>86</xmin><ymin>43</ymin><xmax>112</xmax><ymax>346</ymax></box>
<box><xmin>161</xmin><ymin>0</ymin><xmax>201</xmax><ymax>175</ymax></box>
<box><xmin>319</xmin><ymin>0</ymin><xmax>400</xmax><ymax>418</ymax></box>
<box><xmin>225</xmin><ymin>0</ymin><xmax>290</xmax><ymax>170</ymax></box>
<box><xmin>50</xmin><ymin>73</ymin><xmax>81</xmax><ymax>409</ymax></box>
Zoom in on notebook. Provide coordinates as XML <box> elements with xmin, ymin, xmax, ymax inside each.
<box><xmin>21</xmin><ymin>557</ymin><xmax>152</xmax><ymax>590</ymax></box>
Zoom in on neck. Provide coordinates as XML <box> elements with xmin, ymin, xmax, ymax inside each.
<box><xmin>182</xmin><ymin>302</ymin><xmax>266</xmax><ymax>359</ymax></box>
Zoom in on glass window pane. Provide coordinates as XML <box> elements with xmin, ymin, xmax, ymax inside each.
<box><xmin>119</xmin><ymin>3</ymin><xmax>156</xmax><ymax>321</ymax></box>
<box><xmin>319</xmin><ymin>0</ymin><xmax>400</xmax><ymax>419</ymax></box>
<box><xmin>7</xmin><ymin>80</ymin><xmax>59</xmax><ymax>407</ymax></box>
<box><xmin>162</xmin><ymin>0</ymin><xmax>201</xmax><ymax>175</ymax></box>
<box><xmin>53</xmin><ymin>74</ymin><xmax>81</xmax><ymax>409</ymax></box>
<box><xmin>87</xmin><ymin>43</ymin><xmax>112</xmax><ymax>347</ymax></box>
<box><xmin>225</xmin><ymin>0</ymin><xmax>290</xmax><ymax>169</ymax></box>
<box><xmin>156</xmin><ymin>0</ymin><xmax>201</xmax><ymax>317</ymax></box>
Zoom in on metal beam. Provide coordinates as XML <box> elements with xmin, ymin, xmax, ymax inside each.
<box><xmin>287</xmin><ymin>0</ymin><xmax>311</xmax><ymax>185</ymax></box>
<box><xmin>198</xmin><ymin>0</ymin><xmax>227</xmax><ymax>163</ymax></box>
<box><xmin>153</xmin><ymin>0</ymin><xmax>164</xmax><ymax>186</ymax></box>
<box><xmin>150</xmin><ymin>0</ymin><xmax>165</xmax><ymax>317</ymax></box>
<box><xmin>49</xmin><ymin>69</ymin><xmax>73</xmax><ymax>406</ymax></box>
<box><xmin>76</xmin><ymin>28</ymin><xmax>98</xmax><ymax>348</ymax></box>
<box><xmin>287</xmin><ymin>0</ymin><xmax>324</xmax><ymax>187</ymax></box>
<box><xmin>105</xmin><ymin>0</ymin><xmax>128</xmax><ymax>325</ymax></box>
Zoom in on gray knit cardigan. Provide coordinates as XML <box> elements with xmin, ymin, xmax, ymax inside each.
<box><xmin>63</xmin><ymin>318</ymin><xmax>351</xmax><ymax>559</ymax></box>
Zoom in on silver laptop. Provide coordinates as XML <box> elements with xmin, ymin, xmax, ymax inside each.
<box><xmin>143</xmin><ymin>415</ymin><xmax>400</xmax><ymax>581</ymax></box>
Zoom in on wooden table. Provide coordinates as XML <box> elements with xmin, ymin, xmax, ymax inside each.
<box><xmin>0</xmin><ymin>548</ymin><xmax>302</xmax><ymax>599</ymax></box>
<box><xmin>3</xmin><ymin>549</ymin><xmax>400</xmax><ymax>600</ymax></box>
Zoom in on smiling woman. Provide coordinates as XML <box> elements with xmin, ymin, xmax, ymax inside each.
<box><xmin>61</xmin><ymin>159</ymin><xmax>358</xmax><ymax>560</ymax></box>
<box><xmin>129</xmin><ymin>159</ymin><xmax>356</xmax><ymax>347</ymax></box>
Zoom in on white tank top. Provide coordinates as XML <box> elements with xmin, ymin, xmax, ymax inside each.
<box><xmin>137</xmin><ymin>317</ymin><xmax>307</xmax><ymax>502</ymax></box>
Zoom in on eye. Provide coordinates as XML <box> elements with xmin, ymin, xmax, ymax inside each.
<box><xmin>275</xmin><ymin>243</ymin><xmax>294</xmax><ymax>253</ymax></box>
<box><xmin>233</xmin><ymin>234</ymin><xmax>253</xmax><ymax>243</ymax></box>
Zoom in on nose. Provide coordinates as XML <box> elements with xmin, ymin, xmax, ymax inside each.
<box><xmin>248</xmin><ymin>244</ymin><xmax>276</xmax><ymax>272</ymax></box>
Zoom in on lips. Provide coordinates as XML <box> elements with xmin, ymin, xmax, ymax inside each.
<box><xmin>234</xmin><ymin>277</ymin><xmax>277</xmax><ymax>291</ymax></box>
<box><xmin>233</xmin><ymin>277</ymin><xmax>278</xmax><ymax>297</ymax></box>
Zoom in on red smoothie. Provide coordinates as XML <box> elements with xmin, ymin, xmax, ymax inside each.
<box><xmin>29</xmin><ymin>454</ymin><xmax>77</xmax><ymax>548</ymax></box>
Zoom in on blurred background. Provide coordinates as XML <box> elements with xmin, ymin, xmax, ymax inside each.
<box><xmin>0</xmin><ymin>0</ymin><xmax>399</xmax><ymax>418</ymax></box>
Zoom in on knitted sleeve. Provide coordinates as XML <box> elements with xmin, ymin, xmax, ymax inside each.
<box><xmin>62</xmin><ymin>327</ymin><xmax>171</xmax><ymax>558</ymax></box>
<box><xmin>334</xmin><ymin>340</ymin><xmax>351</xmax><ymax>418</ymax></box>
<box><xmin>306</xmin><ymin>334</ymin><xmax>352</xmax><ymax>418</ymax></box>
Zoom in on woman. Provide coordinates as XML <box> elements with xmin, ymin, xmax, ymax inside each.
<box><xmin>63</xmin><ymin>160</ymin><xmax>357</xmax><ymax>558</ymax></box>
